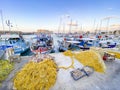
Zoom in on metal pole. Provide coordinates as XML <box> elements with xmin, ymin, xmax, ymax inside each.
<box><xmin>62</xmin><ymin>15</ymin><xmax>70</xmax><ymax>34</ymax></box>
<box><xmin>106</xmin><ymin>18</ymin><xmax>110</xmax><ymax>35</ymax></box>
<box><xmin>69</xmin><ymin>19</ymin><xmax>72</xmax><ymax>33</ymax></box>
<box><xmin>0</xmin><ymin>10</ymin><xmax>5</xmax><ymax>34</ymax></box>
<box><xmin>8</xmin><ymin>20</ymin><xmax>11</xmax><ymax>32</ymax></box>
<box><xmin>58</xmin><ymin>17</ymin><xmax>62</xmax><ymax>34</ymax></box>
<box><xmin>80</xmin><ymin>24</ymin><xmax>82</xmax><ymax>33</ymax></box>
<box><xmin>9</xmin><ymin>24</ymin><xmax>11</xmax><ymax>32</ymax></box>
<box><xmin>62</xmin><ymin>22</ymin><xmax>65</xmax><ymax>33</ymax></box>
<box><xmin>75</xmin><ymin>21</ymin><xmax>78</xmax><ymax>33</ymax></box>
<box><xmin>99</xmin><ymin>20</ymin><xmax>102</xmax><ymax>33</ymax></box>
<box><xmin>93</xmin><ymin>19</ymin><xmax>96</xmax><ymax>32</ymax></box>
<box><xmin>95</xmin><ymin>23</ymin><xmax>98</xmax><ymax>33</ymax></box>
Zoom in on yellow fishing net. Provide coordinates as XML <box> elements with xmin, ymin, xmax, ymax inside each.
<box><xmin>63</xmin><ymin>50</ymin><xmax>73</xmax><ymax>56</ymax></box>
<box><xmin>13</xmin><ymin>59</ymin><xmax>57</xmax><ymax>90</ymax></box>
<box><xmin>0</xmin><ymin>60</ymin><xmax>14</xmax><ymax>83</ymax></box>
<box><xmin>107</xmin><ymin>50</ymin><xmax>120</xmax><ymax>59</ymax></box>
<box><xmin>74</xmin><ymin>50</ymin><xmax>106</xmax><ymax>73</ymax></box>
<box><xmin>90</xmin><ymin>47</ymin><xmax>105</xmax><ymax>57</ymax></box>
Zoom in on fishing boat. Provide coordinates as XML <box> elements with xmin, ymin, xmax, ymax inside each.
<box><xmin>0</xmin><ymin>34</ymin><xmax>30</xmax><ymax>55</ymax></box>
<box><xmin>98</xmin><ymin>40</ymin><xmax>116</xmax><ymax>48</ymax></box>
<box><xmin>76</xmin><ymin>36</ymin><xmax>116</xmax><ymax>49</ymax></box>
<box><xmin>75</xmin><ymin>38</ymin><xmax>98</xmax><ymax>50</ymax></box>
<box><xmin>98</xmin><ymin>38</ymin><xmax>116</xmax><ymax>48</ymax></box>
<box><xmin>58</xmin><ymin>37</ymin><xmax>80</xmax><ymax>52</ymax></box>
<box><xmin>30</xmin><ymin>36</ymin><xmax>54</xmax><ymax>54</ymax></box>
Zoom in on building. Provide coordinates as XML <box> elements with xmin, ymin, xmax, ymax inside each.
<box><xmin>0</xmin><ymin>30</ymin><xmax>22</xmax><ymax>35</ymax></box>
<box><xmin>37</xmin><ymin>29</ymin><xmax>53</xmax><ymax>34</ymax></box>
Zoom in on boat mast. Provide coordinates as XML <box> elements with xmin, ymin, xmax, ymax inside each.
<box><xmin>93</xmin><ymin>19</ymin><xmax>96</xmax><ymax>33</ymax></box>
<box><xmin>58</xmin><ymin>17</ymin><xmax>62</xmax><ymax>34</ymax></box>
<box><xmin>69</xmin><ymin>19</ymin><xmax>72</xmax><ymax>33</ymax></box>
<box><xmin>0</xmin><ymin>10</ymin><xmax>5</xmax><ymax>34</ymax></box>
<box><xmin>62</xmin><ymin>21</ymin><xmax>65</xmax><ymax>34</ymax></box>
<box><xmin>80</xmin><ymin>24</ymin><xmax>82</xmax><ymax>34</ymax></box>
<box><xmin>75</xmin><ymin>21</ymin><xmax>78</xmax><ymax>33</ymax></box>
<box><xmin>106</xmin><ymin>18</ymin><xmax>110</xmax><ymax>35</ymax></box>
<box><xmin>99</xmin><ymin>19</ymin><xmax>102</xmax><ymax>34</ymax></box>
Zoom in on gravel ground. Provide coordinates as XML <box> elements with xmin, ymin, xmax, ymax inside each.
<box><xmin>0</xmin><ymin>54</ymin><xmax>120</xmax><ymax>90</ymax></box>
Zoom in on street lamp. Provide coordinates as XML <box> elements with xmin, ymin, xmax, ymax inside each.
<box><xmin>6</xmin><ymin>20</ymin><xmax>13</xmax><ymax>32</ymax></box>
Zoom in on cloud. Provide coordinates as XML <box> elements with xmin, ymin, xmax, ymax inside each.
<box><xmin>102</xmin><ymin>16</ymin><xmax>119</xmax><ymax>20</ymax></box>
<box><xmin>107</xmin><ymin>8</ymin><xmax>113</xmax><ymax>10</ymax></box>
<box><xmin>110</xmin><ymin>24</ymin><xmax>120</xmax><ymax>27</ymax></box>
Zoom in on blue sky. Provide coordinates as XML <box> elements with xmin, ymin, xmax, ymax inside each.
<box><xmin>0</xmin><ymin>0</ymin><xmax>120</xmax><ymax>32</ymax></box>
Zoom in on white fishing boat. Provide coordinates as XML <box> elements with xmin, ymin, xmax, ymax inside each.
<box><xmin>58</xmin><ymin>37</ymin><xmax>80</xmax><ymax>52</ymax></box>
<box><xmin>98</xmin><ymin>38</ymin><xmax>116</xmax><ymax>48</ymax></box>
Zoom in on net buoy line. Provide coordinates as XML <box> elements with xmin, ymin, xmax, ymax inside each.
<box><xmin>58</xmin><ymin>50</ymin><xmax>75</xmax><ymax>70</ymax></box>
<box><xmin>58</xmin><ymin>56</ymin><xmax>75</xmax><ymax>70</ymax></box>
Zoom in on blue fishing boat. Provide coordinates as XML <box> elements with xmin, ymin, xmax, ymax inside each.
<box><xmin>76</xmin><ymin>38</ymin><xmax>98</xmax><ymax>50</ymax></box>
<box><xmin>0</xmin><ymin>34</ymin><xmax>30</xmax><ymax>55</ymax></box>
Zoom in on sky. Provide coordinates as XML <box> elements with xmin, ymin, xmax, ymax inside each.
<box><xmin>0</xmin><ymin>0</ymin><xmax>120</xmax><ymax>32</ymax></box>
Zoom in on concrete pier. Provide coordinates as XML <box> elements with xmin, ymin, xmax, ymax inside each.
<box><xmin>0</xmin><ymin>55</ymin><xmax>120</xmax><ymax>90</ymax></box>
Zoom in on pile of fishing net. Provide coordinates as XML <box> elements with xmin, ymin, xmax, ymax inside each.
<box><xmin>90</xmin><ymin>47</ymin><xmax>120</xmax><ymax>59</ymax></box>
<box><xmin>106</xmin><ymin>50</ymin><xmax>120</xmax><ymax>59</ymax></box>
<box><xmin>13</xmin><ymin>58</ymin><xmax>58</xmax><ymax>90</ymax></box>
<box><xmin>0</xmin><ymin>60</ymin><xmax>14</xmax><ymax>84</ymax></box>
<box><xmin>90</xmin><ymin>47</ymin><xmax>105</xmax><ymax>57</ymax></box>
<box><xmin>63</xmin><ymin>50</ymin><xmax>106</xmax><ymax>73</ymax></box>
